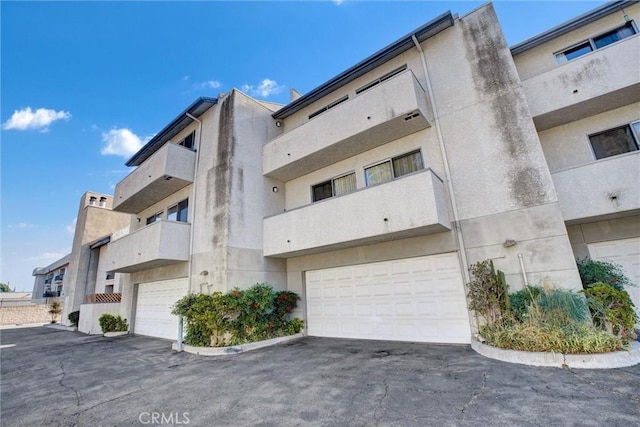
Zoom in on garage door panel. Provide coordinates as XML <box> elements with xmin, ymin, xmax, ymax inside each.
<box><xmin>135</xmin><ymin>278</ymin><xmax>188</xmax><ymax>340</ymax></box>
<box><xmin>305</xmin><ymin>253</ymin><xmax>471</xmax><ymax>344</ymax></box>
<box><xmin>589</xmin><ymin>237</ymin><xmax>640</xmax><ymax>315</ymax></box>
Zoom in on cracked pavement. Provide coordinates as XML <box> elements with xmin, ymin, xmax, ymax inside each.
<box><xmin>1</xmin><ymin>326</ymin><xmax>639</xmax><ymax>426</ymax></box>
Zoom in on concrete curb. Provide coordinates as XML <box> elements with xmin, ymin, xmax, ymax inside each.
<box><xmin>0</xmin><ymin>322</ymin><xmax>50</xmax><ymax>330</ymax></box>
<box><xmin>45</xmin><ymin>324</ymin><xmax>77</xmax><ymax>332</ymax></box>
<box><xmin>471</xmin><ymin>339</ymin><xmax>640</xmax><ymax>369</ymax></box>
<box><xmin>172</xmin><ymin>333</ymin><xmax>304</xmax><ymax>356</ymax></box>
<box><xmin>104</xmin><ymin>331</ymin><xmax>129</xmax><ymax>337</ymax></box>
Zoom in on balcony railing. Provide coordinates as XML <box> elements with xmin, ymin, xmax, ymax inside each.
<box><xmin>552</xmin><ymin>152</ymin><xmax>640</xmax><ymax>222</ymax></box>
<box><xmin>263</xmin><ymin>169</ymin><xmax>450</xmax><ymax>257</ymax></box>
<box><xmin>263</xmin><ymin>70</ymin><xmax>431</xmax><ymax>181</ymax></box>
<box><xmin>112</xmin><ymin>143</ymin><xmax>196</xmax><ymax>213</ymax></box>
<box><xmin>106</xmin><ymin>220</ymin><xmax>190</xmax><ymax>273</ymax></box>
<box><xmin>521</xmin><ymin>36</ymin><xmax>640</xmax><ymax>130</ymax></box>
<box><xmin>85</xmin><ymin>293</ymin><xmax>122</xmax><ymax>304</ymax></box>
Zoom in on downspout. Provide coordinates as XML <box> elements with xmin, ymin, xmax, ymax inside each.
<box><xmin>411</xmin><ymin>35</ymin><xmax>470</xmax><ymax>283</ymax></box>
<box><xmin>518</xmin><ymin>253</ymin><xmax>528</xmax><ymax>286</ymax></box>
<box><xmin>412</xmin><ymin>35</ymin><xmax>477</xmax><ymax>334</ymax></box>
<box><xmin>180</xmin><ymin>112</ymin><xmax>203</xmax><ymax>352</ymax></box>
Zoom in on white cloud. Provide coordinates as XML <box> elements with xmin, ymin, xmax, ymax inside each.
<box><xmin>333</xmin><ymin>0</ymin><xmax>344</xmax><ymax>5</ymax></box>
<box><xmin>7</xmin><ymin>222</ymin><xmax>35</xmax><ymax>229</ymax></box>
<box><xmin>201</xmin><ymin>80</ymin><xmax>222</xmax><ymax>89</ymax></box>
<box><xmin>2</xmin><ymin>107</ymin><xmax>71</xmax><ymax>131</ymax></box>
<box><xmin>100</xmin><ymin>128</ymin><xmax>151</xmax><ymax>157</ymax></box>
<box><xmin>241</xmin><ymin>78</ymin><xmax>285</xmax><ymax>98</ymax></box>
<box><xmin>66</xmin><ymin>218</ymin><xmax>77</xmax><ymax>235</ymax></box>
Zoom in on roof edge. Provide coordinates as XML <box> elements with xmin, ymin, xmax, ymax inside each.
<box><xmin>510</xmin><ymin>0</ymin><xmax>635</xmax><ymax>55</ymax></box>
<box><xmin>272</xmin><ymin>10</ymin><xmax>454</xmax><ymax>120</ymax></box>
<box><xmin>126</xmin><ymin>96</ymin><xmax>218</xmax><ymax>167</ymax></box>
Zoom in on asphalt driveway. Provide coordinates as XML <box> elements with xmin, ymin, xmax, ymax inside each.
<box><xmin>1</xmin><ymin>327</ymin><xmax>638</xmax><ymax>426</ymax></box>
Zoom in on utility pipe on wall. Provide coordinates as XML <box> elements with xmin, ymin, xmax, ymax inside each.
<box><xmin>180</xmin><ymin>112</ymin><xmax>203</xmax><ymax>352</ymax></box>
<box><xmin>518</xmin><ymin>253</ymin><xmax>528</xmax><ymax>287</ymax></box>
<box><xmin>411</xmin><ymin>35</ymin><xmax>471</xmax><ymax>284</ymax></box>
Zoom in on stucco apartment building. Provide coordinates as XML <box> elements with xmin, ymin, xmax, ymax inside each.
<box><xmin>45</xmin><ymin>1</ymin><xmax>639</xmax><ymax>344</ymax></box>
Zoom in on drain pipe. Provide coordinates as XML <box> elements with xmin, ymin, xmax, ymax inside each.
<box><xmin>411</xmin><ymin>35</ymin><xmax>471</xmax><ymax>284</ymax></box>
<box><xmin>518</xmin><ymin>253</ymin><xmax>528</xmax><ymax>287</ymax></box>
<box><xmin>179</xmin><ymin>112</ymin><xmax>203</xmax><ymax>352</ymax></box>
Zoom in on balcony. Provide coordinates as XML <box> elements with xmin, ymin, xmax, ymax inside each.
<box><xmin>44</xmin><ymin>278</ymin><xmax>52</xmax><ymax>284</ymax></box>
<box><xmin>106</xmin><ymin>220</ymin><xmax>190</xmax><ymax>273</ymax></box>
<box><xmin>113</xmin><ymin>143</ymin><xmax>196</xmax><ymax>213</ymax></box>
<box><xmin>263</xmin><ymin>169</ymin><xmax>450</xmax><ymax>257</ymax></box>
<box><xmin>521</xmin><ymin>36</ymin><xmax>640</xmax><ymax>131</ymax></box>
<box><xmin>552</xmin><ymin>152</ymin><xmax>640</xmax><ymax>223</ymax></box>
<box><xmin>263</xmin><ymin>70</ymin><xmax>431</xmax><ymax>181</ymax></box>
<box><xmin>84</xmin><ymin>293</ymin><xmax>122</xmax><ymax>304</ymax></box>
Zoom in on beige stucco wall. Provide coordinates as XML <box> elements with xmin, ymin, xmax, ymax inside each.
<box><xmin>513</xmin><ymin>3</ymin><xmax>640</xmax><ymax>80</ymax></box>
<box><xmin>0</xmin><ymin>304</ymin><xmax>52</xmax><ymax>325</ymax></box>
<box><xmin>567</xmin><ymin>215</ymin><xmax>640</xmax><ymax>260</ymax></box>
<box><xmin>79</xmin><ymin>302</ymin><xmax>122</xmax><ymax>334</ymax></box>
<box><xmin>538</xmin><ymin>103</ymin><xmax>640</xmax><ymax>171</ymax></box>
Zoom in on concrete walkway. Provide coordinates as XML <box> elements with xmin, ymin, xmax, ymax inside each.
<box><xmin>1</xmin><ymin>327</ymin><xmax>639</xmax><ymax>426</ymax></box>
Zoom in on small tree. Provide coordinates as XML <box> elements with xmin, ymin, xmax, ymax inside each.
<box><xmin>466</xmin><ymin>260</ymin><xmax>510</xmax><ymax>326</ymax></box>
<box><xmin>48</xmin><ymin>301</ymin><xmax>63</xmax><ymax>323</ymax></box>
<box><xmin>0</xmin><ymin>283</ymin><xmax>13</xmax><ymax>292</ymax></box>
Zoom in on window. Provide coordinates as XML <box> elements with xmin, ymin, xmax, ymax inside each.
<box><xmin>105</xmin><ymin>272</ymin><xmax>115</xmax><ymax>280</ymax></box>
<box><xmin>365</xmin><ymin>150</ymin><xmax>424</xmax><ymax>186</ymax></box>
<box><xmin>105</xmin><ymin>284</ymin><xmax>114</xmax><ymax>294</ymax></box>
<box><xmin>555</xmin><ymin>21</ymin><xmax>636</xmax><ymax>63</ymax></box>
<box><xmin>308</xmin><ymin>95</ymin><xmax>349</xmax><ymax>120</ymax></box>
<box><xmin>167</xmin><ymin>199</ymin><xmax>189</xmax><ymax>222</ymax></box>
<box><xmin>179</xmin><ymin>132</ymin><xmax>195</xmax><ymax>150</ymax></box>
<box><xmin>146</xmin><ymin>211</ymin><xmax>163</xmax><ymax>225</ymax></box>
<box><xmin>355</xmin><ymin>65</ymin><xmax>407</xmax><ymax>95</ymax></box>
<box><xmin>89</xmin><ymin>196</ymin><xmax>97</xmax><ymax>206</ymax></box>
<box><xmin>589</xmin><ymin>122</ymin><xmax>640</xmax><ymax>160</ymax></box>
<box><xmin>312</xmin><ymin>173</ymin><xmax>356</xmax><ymax>202</ymax></box>
<box><xmin>99</xmin><ymin>197</ymin><xmax>107</xmax><ymax>207</ymax></box>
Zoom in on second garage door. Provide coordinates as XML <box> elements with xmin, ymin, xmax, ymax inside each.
<box><xmin>306</xmin><ymin>253</ymin><xmax>471</xmax><ymax>344</ymax></box>
<box><xmin>134</xmin><ymin>278</ymin><xmax>189</xmax><ymax>340</ymax></box>
<box><xmin>588</xmin><ymin>237</ymin><xmax>640</xmax><ymax>313</ymax></box>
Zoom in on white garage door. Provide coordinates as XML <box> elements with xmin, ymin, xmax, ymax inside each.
<box><xmin>134</xmin><ymin>278</ymin><xmax>188</xmax><ymax>340</ymax></box>
<box><xmin>306</xmin><ymin>253</ymin><xmax>471</xmax><ymax>344</ymax></box>
<box><xmin>588</xmin><ymin>237</ymin><xmax>640</xmax><ymax>312</ymax></box>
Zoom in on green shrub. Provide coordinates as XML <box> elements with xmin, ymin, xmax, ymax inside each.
<box><xmin>466</xmin><ymin>260</ymin><xmax>510</xmax><ymax>326</ymax></box>
<box><xmin>48</xmin><ymin>301</ymin><xmax>62</xmax><ymax>323</ymax></box>
<box><xmin>287</xmin><ymin>318</ymin><xmax>304</xmax><ymax>335</ymax></box>
<box><xmin>172</xmin><ymin>283</ymin><xmax>301</xmax><ymax>347</ymax></box>
<box><xmin>577</xmin><ymin>258</ymin><xmax>630</xmax><ymax>291</ymax></box>
<box><xmin>98</xmin><ymin>314</ymin><xmax>128</xmax><ymax>333</ymax></box>
<box><xmin>484</xmin><ymin>286</ymin><xmax>624</xmax><ymax>353</ymax></box>
<box><xmin>68</xmin><ymin>310</ymin><xmax>80</xmax><ymax>327</ymax></box>
<box><xmin>481</xmin><ymin>321</ymin><xmax>623</xmax><ymax>354</ymax></box>
<box><xmin>582</xmin><ymin>282</ymin><xmax>638</xmax><ymax>343</ymax></box>
<box><xmin>509</xmin><ymin>286</ymin><xmax>545</xmax><ymax>322</ymax></box>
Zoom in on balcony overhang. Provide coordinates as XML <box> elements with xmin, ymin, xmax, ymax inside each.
<box><xmin>264</xmin><ymin>70</ymin><xmax>431</xmax><ymax>182</ymax></box>
<box><xmin>263</xmin><ymin>169</ymin><xmax>450</xmax><ymax>258</ymax></box>
<box><xmin>107</xmin><ymin>220</ymin><xmax>190</xmax><ymax>273</ymax></box>
<box><xmin>113</xmin><ymin>143</ymin><xmax>196</xmax><ymax>213</ymax></box>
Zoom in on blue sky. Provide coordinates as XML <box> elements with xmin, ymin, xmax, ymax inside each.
<box><xmin>1</xmin><ymin>0</ymin><xmax>606</xmax><ymax>291</ymax></box>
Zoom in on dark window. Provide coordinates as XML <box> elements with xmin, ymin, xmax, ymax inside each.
<box><xmin>146</xmin><ymin>211</ymin><xmax>163</xmax><ymax>225</ymax></box>
<box><xmin>365</xmin><ymin>150</ymin><xmax>424</xmax><ymax>186</ymax></box>
<box><xmin>593</xmin><ymin>21</ymin><xmax>636</xmax><ymax>49</ymax></box>
<box><xmin>167</xmin><ymin>199</ymin><xmax>189</xmax><ymax>222</ymax></box>
<box><xmin>589</xmin><ymin>123</ymin><xmax>639</xmax><ymax>160</ymax></box>
<box><xmin>312</xmin><ymin>173</ymin><xmax>356</xmax><ymax>202</ymax></box>
<box><xmin>556</xmin><ymin>21</ymin><xmax>637</xmax><ymax>63</ymax></box>
<box><xmin>179</xmin><ymin>132</ymin><xmax>195</xmax><ymax>150</ymax></box>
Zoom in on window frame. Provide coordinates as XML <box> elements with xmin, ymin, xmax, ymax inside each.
<box><xmin>167</xmin><ymin>199</ymin><xmax>189</xmax><ymax>222</ymax></box>
<box><xmin>588</xmin><ymin>120</ymin><xmax>640</xmax><ymax>160</ymax></box>
<box><xmin>364</xmin><ymin>149</ymin><xmax>425</xmax><ymax>187</ymax></box>
<box><xmin>554</xmin><ymin>20</ymin><xmax>637</xmax><ymax>63</ymax></box>
<box><xmin>146</xmin><ymin>211</ymin><xmax>163</xmax><ymax>225</ymax></box>
<box><xmin>178</xmin><ymin>131</ymin><xmax>196</xmax><ymax>150</ymax></box>
<box><xmin>311</xmin><ymin>171</ymin><xmax>357</xmax><ymax>203</ymax></box>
